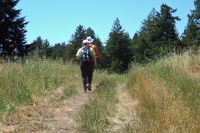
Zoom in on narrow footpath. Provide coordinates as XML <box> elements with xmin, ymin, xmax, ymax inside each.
<box><xmin>0</xmin><ymin>87</ymin><xmax>92</xmax><ymax>133</ymax></box>
<box><xmin>106</xmin><ymin>84</ymin><xmax>139</xmax><ymax>133</ymax></box>
<box><xmin>0</xmin><ymin>84</ymin><xmax>139</xmax><ymax>133</ymax></box>
<box><xmin>44</xmin><ymin>88</ymin><xmax>91</xmax><ymax>133</ymax></box>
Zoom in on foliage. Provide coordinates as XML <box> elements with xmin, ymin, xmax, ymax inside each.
<box><xmin>77</xmin><ymin>73</ymin><xmax>118</xmax><ymax>133</ymax></box>
<box><xmin>65</xmin><ymin>25</ymin><xmax>86</xmax><ymax>62</ymax></box>
<box><xmin>104</xmin><ymin>18</ymin><xmax>132</xmax><ymax>73</ymax></box>
<box><xmin>50</xmin><ymin>42</ymin><xmax>67</xmax><ymax>60</ymax></box>
<box><xmin>29</xmin><ymin>36</ymin><xmax>51</xmax><ymax>58</ymax></box>
<box><xmin>4</xmin><ymin>1</ymin><xmax>200</xmax><ymax>74</ymax></box>
<box><xmin>132</xmin><ymin>4</ymin><xmax>182</xmax><ymax>64</ymax></box>
<box><xmin>0</xmin><ymin>0</ymin><xmax>28</xmax><ymax>58</ymax></box>
<box><xmin>126</xmin><ymin>49</ymin><xmax>200</xmax><ymax>133</ymax></box>
<box><xmin>181</xmin><ymin>0</ymin><xmax>200</xmax><ymax>48</ymax></box>
<box><xmin>0</xmin><ymin>57</ymin><xmax>80</xmax><ymax>119</ymax></box>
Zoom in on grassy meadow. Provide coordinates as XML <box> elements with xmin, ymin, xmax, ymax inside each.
<box><xmin>0</xmin><ymin>49</ymin><xmax>199</xmax><ymax>133</ymax></box>
<box><xmin>0</xmin><ymin>57</ymin><xmax>80</xmax><ymax>119</ymax></box>
<box><xmin>126</xmin><ymin>50</ymin><xmax>200</xmax><ymax>133</ymax></box>
<box><xmin>77</xmin><ymin>72</ymin><xmax>125</xmax><ymax>133</ymax></box>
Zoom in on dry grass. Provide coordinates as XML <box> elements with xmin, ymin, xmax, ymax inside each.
<box><xmin>1</xmin><ymin>49</ymin><xmax>200</xmax><ymax>132</ymax></box>
<box><xmin>106</xmin><ymin>84</ymin><xmax>140</xmax><ymax>133</ymax></box>
<box><xmin>0</xmin><ymin>58</ymin><xmax>80</xmax><ymax>132</ymax></box>
<box><xmin>126</xmin><ymin>50</ymin><xmax>200</xmax><ymax>133</ymax></box>
<box><xmin>76</xmin><ymin>73</ymin><xmax>124</xmax><ymax>133</ymax></box>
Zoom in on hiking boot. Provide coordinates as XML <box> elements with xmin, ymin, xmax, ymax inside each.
<box><xmin>86</xmin><ymin>83</ymin><xmax>91</xmax><ymax>91</ymax></box>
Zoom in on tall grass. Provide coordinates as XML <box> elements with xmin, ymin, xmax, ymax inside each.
<box><xmin>77</xmin><ymin>71</ymin><xmax>125</xmax><ymax>133</ymax></box>
<box><xmin>126</xmin><ymin>50</ymin><xmax>200</xmax><ymax>133</ymax></box>
<box><xmin>0</xmin><ymin>57</ymin><xmax>79</xmax><ymax>119</ymax></box>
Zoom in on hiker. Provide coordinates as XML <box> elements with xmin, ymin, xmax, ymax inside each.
<box><xmin>86</xmin><ymin>36</ymin><xmax>100</xmax><ymax>59</ymax></box>
<box><xmin>76</xmin><ymin>39</ymin><xmax>97</xmax><ymax>92</ymax></box>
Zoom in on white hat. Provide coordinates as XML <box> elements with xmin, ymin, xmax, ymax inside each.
<box><xmin>86</xmin><ymin>36</ymin><xmax>94</xmax><ymax>43</ymax></box>
<box><xmin>82</xmin><ymin>39</ymin><xmax>89</xmax><ymax>44</ymax></box>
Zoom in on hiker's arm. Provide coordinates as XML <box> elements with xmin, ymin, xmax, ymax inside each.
<box><xmin>95</xmin><ymin>47</ymin><xmax>100</xmax><ymax>58</ymax></box>
<box><xmin>76</xmin><ymin>49</ymin><xmax>81</xmax><ymax>61</ymax></box>
<box><xmin>77</xmin><ymin>57</ymin><xmax>81</xmax><ymax>61</ymax></box>
<box><xmin>93</xmin><ymin>56</ymin><xmax>97</xmax><ymax>69</ymax></box>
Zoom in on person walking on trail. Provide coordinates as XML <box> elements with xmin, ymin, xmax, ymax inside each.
<box><xmin>86</xmin><ymin>36</ymin><xmax>100</xmax><ymax>59</ymax></box>
<box><xmin>76</xmin><ymin>39</ymin><xmax>97</xmax><ymax>92</ymax></box>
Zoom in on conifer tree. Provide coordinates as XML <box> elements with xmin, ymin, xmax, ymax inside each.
<box><xmin>30</xmin><ymin>36</ymin><xmax>50</xmax><ymax>58</ymax></box>
<box><xmin>132</xmin><ymin>4</ymin><xmax>181</xmax><ymax>63</ymax></box>
<box><xmin>0</xmin><ymin>0</ymin><xmax>28</xmax><ymax>58</ymax></box>
<box><xmin>140</xmin><ymin>8</ymin><xmax>158</xmax><ymax>43</ymax></box>
<box><xmin>66</xmin><ymin>25</ymin><xmax>86</xmax><ymax>61</ymax></box>
<box><xmin>105</xmin><ymin>18</ymin><xmax>132</xmax><ymax>73</ymax></box>
<box><xmin>156</xmin><ymin>4</ymin><xmax>180</xmax><ymax>46</ymax></box>
<box><xmin>50</xmin><ymin>42</ymin><xmax>66</xmax><ymax>59</ymax></box>
<box><xmin>131</xmin><ymin>33</ymin><xmax>139</xmax><ymax>45</ymax></box>
<box><xmin>132</xmin><ymin>8</ymin><xmax>163</xmax><ymax>63</ymax></box>
<box><xmin>182</xmin><ymin>0</ymin><xmax>200</xmax><ymax>47</ymax></box>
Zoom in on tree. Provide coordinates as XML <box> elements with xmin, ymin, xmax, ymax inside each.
<box><xmin>131</xmin><ymin>33</ymin><xmax>140</xmax><ymax>44</ymax></box>
<box><xmin>132</xmin><ymin>8</ymin><xmax>163</xmax><ymax>63</ymax></box>
<box><xmin>132</xmin><ymin>4</ymin><xmax>181</xmax><ymax>64</ymax></box>
<box><xmin>0</xmin><ymin>0</ymin><xmax>28</xmax><ymax>58</ymax></box>
<box><xmin>139</xmin><ymin>8</ymin><xmax>158</xmax><ymax>43</ymax></box>
<box><xmin>182</xmin><ymin>0</ymin><xmax>200</xmax><ymax>47</ymax></box>
<box><xmin>86</xmin><ymin>27</ymin><xmax>96</xmax><ymax>39</ymax></box>
<box><xmin>104</xmin><ymin>18</ymin><xmax>132</xmax><ymax>73</ymax></box>
<box><xmin>50</xmin><ymin>42</ymin><xmax>66</xmax><ymax>60</ymax></box>
<box><xmin>30</xmin><ymin>36</ymin><xmax>50</xmax><ymax>58</ymax></box>
<box><xmin>156</xmin><ymin>4</ymin><xmax>180</xmax><ymax>43</ymax></box>
<box><xmin>66</xmin><ymin>25</ymin><xmax>86</xmax><ymax>61</ymax></box>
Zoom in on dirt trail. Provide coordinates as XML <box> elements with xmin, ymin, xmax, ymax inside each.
<box><xmin>0</xmin><ymin>87</ymin><xmax>93</xmax><ymax>133</ymax></box>
<box><xmin>106</xmin><ymin>84</ymin><xmax>139</xmax><ymax>132</ymax></box>
<box><xmin>0</xmin><ymin>84</ymin><xmax>139</xmax><ymax>133</ymax></box>
<box><xmin>44</xmin><ymin>88</ymin><xmax>91</xmax><ymax>133</ymax></box>
<box><xmin>43</xmin><ymin>84</ymin><xmax>139</xmax><ymax>133</ymax></box>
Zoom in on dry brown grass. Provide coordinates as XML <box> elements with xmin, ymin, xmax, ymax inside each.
<box><xmin>0</xmin><ymin>84</ymin><xmax>81</xmax><ymax>132</ymax></box>
<box><xmin>126</xmin><ymin>50</ymin><xmax>200</xmax><ymax>132</ymax></box>
<box><xmin>105</xmin><ymin>84</ymin><xmax>140</xmax><ymax>133</ymax></box>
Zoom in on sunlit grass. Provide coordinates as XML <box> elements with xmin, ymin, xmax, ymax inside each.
<box><xmin>77</xmin><ymin>71</ymin><xmax>124</xmax><ymax>133</ymax></box>
<box><xmin>0</xmin><ymin>57</ymin><xmax>79</xmax><ymax>119</ymax></box>
<box><xmin>126</xmin><ymin>50</ymin><xmax>200</xmax><ymax>133</ymax></box>
<box><xmin>1</xmin><ymin>49</ymin><xmax>200</xmax><ymax>132</ymax></box>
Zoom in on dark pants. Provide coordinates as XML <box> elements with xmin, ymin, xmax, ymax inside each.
<box><xmin>80</xmin><ymin>62</ymin><xmax>94</xmax><ymax>89</ymax></box>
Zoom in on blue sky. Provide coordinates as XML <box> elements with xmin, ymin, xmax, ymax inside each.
<box><xmin>16</xmin><ymin>0</ymin><xmax>195</xmax><ymax>45</ymax></box>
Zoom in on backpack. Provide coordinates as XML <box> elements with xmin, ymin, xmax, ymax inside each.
<box><xmin>81</xmin><ymin>47</ymin><xmax>91</xmax><ymax>62</ymax></box>
<box><xmin>90</xmin><ymin>44</ymin><xmax>100</xmax><ymax>58</ymax></box>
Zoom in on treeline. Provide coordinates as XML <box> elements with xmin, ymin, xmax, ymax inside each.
<box><xmin>1</xmin><ymin>0</ymin><xmax>200</xmax><ymax>73</ymax></box>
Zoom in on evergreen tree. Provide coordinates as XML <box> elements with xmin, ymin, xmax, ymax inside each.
<box><xmin>105</xmin><ymin>18</ymin><xmax>132</xmax><ymax>73</ymax></box>
<box><xmin>156</xmin><ymin>4</ymin><xmax>180</xmax><ymax>45</ymax></box>
<box><xmin>132</xmin><ymin>4</ymin><xmax>181</xmax><ymax>63</ymax></box>
<box><xmin>30</xmin><ymin>36</ymin><xmax>50</xmax><ymax>58</ymax></box>
<box><xmin>0</xmin><ymin>0</ymin><xmax>28</xmax><ymax>58</ymax></box>
<box><xmin>132</xmin><ymin>8</ymin><xmax>163</xmax><ymax>63</ymax></box>
<box><xmin>140</xmin><ymin>8</ymin><xmax>158</xmax><ymax>43</ymax></box>
<box><xmin>86</xmin><ymin>27</ymin><xmax>96</xmax><ymax>39</ymax></box>
<box><xmin>182</xmin><ymin>0</ymin><xmax>200</xmax><ymax>47</ymax></box>
<box><xmin>131</xmin><ymin>33</ymin><xmax>140</xmax><ymax>44</ymax></box>
<box><xmin>50</xmin><ymin>42</ymin><xmax>66</xmax><ymax>59</ymax></box>
<box><xmin>66</xmin><ymin>25</ymin><xmax>86</xmax><ymax>61</ymax></box>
